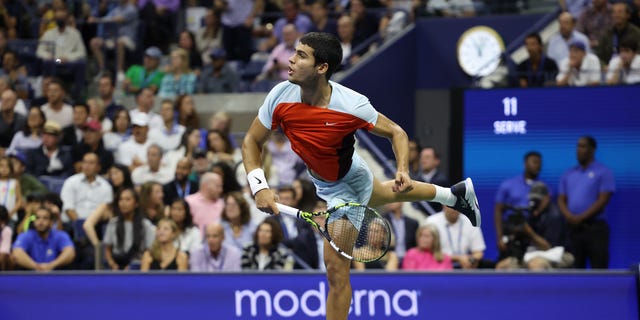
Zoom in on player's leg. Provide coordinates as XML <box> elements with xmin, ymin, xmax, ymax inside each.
<box><xmin>324</xmin><ymin>218</ymin><xmax>358</xmax><ymax>320</ymax></box>
<box><xmin>368</xmin><ymin>177</ymin><xmax>481</xmax><ymax>226</ymax></box>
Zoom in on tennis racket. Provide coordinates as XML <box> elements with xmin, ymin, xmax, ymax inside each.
<box><xmin>276</xmin><ymin>202</ymin><xmax>392</xmax><ymax>263</ymax></box>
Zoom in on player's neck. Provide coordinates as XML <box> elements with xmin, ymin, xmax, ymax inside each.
<box><xmin>300</xmin><ymin>81</ymin><xmax>332</xmax><ymax>107</ymax></box>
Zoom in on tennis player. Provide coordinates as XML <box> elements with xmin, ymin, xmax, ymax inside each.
<box><xmin>242</xmin><ymin>32</ymin><xmax>480</xmax><ymax>320</ymax></box>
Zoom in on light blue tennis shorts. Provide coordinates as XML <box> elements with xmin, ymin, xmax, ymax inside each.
<box><xmin>309</xmin><ymin>153</ymin><xmax>373</xmax><ymax>230</ymax></box>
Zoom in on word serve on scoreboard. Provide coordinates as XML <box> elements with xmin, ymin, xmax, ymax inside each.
<box><xmin>494</xmin><ymin>96</ymin><xmax>526</xmax><ymax>135</ymax></box>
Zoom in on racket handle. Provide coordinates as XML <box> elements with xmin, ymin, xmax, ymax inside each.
<box><xmin>276</xmin><ymin>203</ymin><xmax>300</xmax><ymax>217</ymax></box>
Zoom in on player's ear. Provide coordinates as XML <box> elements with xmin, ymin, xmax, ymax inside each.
<box><xmin>316</xmin><ymin>62</ymin><xmax>328</xmax><ymax>75</ymax></box>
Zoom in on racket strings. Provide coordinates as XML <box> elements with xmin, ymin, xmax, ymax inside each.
<box><xmin>327</xmin><ymin>205</ymin><xmax>391</xmax><ymax>262</ymax></box>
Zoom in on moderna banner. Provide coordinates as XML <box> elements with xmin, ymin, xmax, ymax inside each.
<box><xmin>0</xmin><ymin>272</ymin><xmax>637</xmax><ymax>319</ymax></box>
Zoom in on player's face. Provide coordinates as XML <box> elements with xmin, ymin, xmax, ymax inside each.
<box><xmin>288</xmin><ymin>43</ymin><xmax>322</xmax><ymax>85</ymax></box>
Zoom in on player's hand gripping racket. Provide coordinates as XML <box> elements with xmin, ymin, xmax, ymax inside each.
<box><xmin>276</xmin><ymin>202</ymin><xmax>392</xmax><ymax>263</ymax></box>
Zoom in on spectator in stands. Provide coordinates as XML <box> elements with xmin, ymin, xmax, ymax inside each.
<box><xmin>353</xmin><ymin>218</ymin><xmax>400</xmax><ymax>271</ymax></box>
<box><xmin>186</xmin><ymin>172</ymin><xmax>224</xmax><ymax>234</ymax></box>
<box><xmin>178</xmin><ymin>30</ymin><xmax>203</xmax><ymax>74</ymax></box>
<box><xmin>336</xmin><ymin>15</ymin><xmax>365</xmax><ymax>68</ymax></box>
<box><xmin>309</xmin><ymin>0</ymin><xmax>338</xmax><ymax>35</ymax></box>
<box><xmin>266</xmin><ymin>131</ymin><xmax>303</xmax><ymax>187</ymax></box>
<box><xmin>131</xmin><ymin>144</ymin><xmax>173</xmax><ymax>186</ymax></box>
<box><xmin>414</xmin><ymin>146</ymin><xmax>449</xmax><ymax>213</ymax></box>
<box><xmin>210</xmin><ymin>161</ymin><xmax>243</xmax><ymax>194</ymax></box>
<box><xmin>242</xmin><ymin>218</ymin><xmax>294</xmax><ymax>271</ymax></box>
<box><xmin>383</xmin><ymin>202</ymin><xmax>418</xmax><ymax>264</ymax></box>
<box><xmin>190</xmin><ymin>222</ymin><xmax>242</xmax><ymax>271</ymax></box>
<box><xmin>547</xmin><ymin>11</ymin><xmax>591</xmax><ymax>66</ymax></box>
<box><xmin>559</xmin><ymin>0</ymin><xmax>591</xmax><ymax>19</ymax></box>
<box><xmin>558</xmin><ymin>136</ymin><xmax>615</xmax><ymax>269</ymax></box>
<box><xmin>407</xmin><ymin>139</ymin><xmax>421</xmax><ymax>179</ymax></box>
<box><xmin>606</xmin><ymin>36</ymin><xmax>640</xmax><ymax>84</ymax></box>
<box><xmin>163</xmin><ymin>157</ymin><xmax>199</xmax><ymax>206</ymax></box>
<box><xmin>424</xmin><ymin>0</ymin><xmax>475</xmax><ymax>17</ymax></box>
<box><xmin>0</xmin><ymin>89</ymin><xmax>25</xmax><ymax>155</ymax></box>
<box><xmin>89</xmin><ymin>72</ymin><xmax>125</xmax><ymax>122</ymax></box>
<box><xmin>17</xmin><ymin>193</ymin><xmax>64</xmax><ymax>236</ymax></box>
<box><xmin>167</xmin><ymin>198</ymin><xmax>201</xmax><ymax>253</ymax></box>
<box><xmin>259</xmin><ymin>0</ymin><xmax>311</xmax><ymax>52</ymax></box>
<box><xmin>402</xmin><ymin>223</ymin><xmax>453</xmax><ymax>270</ymax></box>
<box><xmin>426</xmin><ymin>206</ymin><xmax>487</xmax><ymax>269</ymax></box>
<box><xmin>71</xmin><ymin>120</ymin><xmax>114</xmax><ymax>175</ymax></box>
<box><xmin>268</xmin><ymin>185</ymin><xmax>318</xmax><ymax>269</ymax></box>
<box><xmin>40</xmin><ymin>79</ymin><xmax>73</xmax><ymax>128</ymax></box>
<box><xmin>576</xmin><ymin>0</ymin><xmax>612</xmax><ymax>49</ymax></box>
<box><xmin>148</xmin><ymin>99</ymin><xmax>185</xmax><ymax>152</ymax></box>
<box><xmin>102</xmin><ymin>109</ymin><xmax>131</xmax><ymax>152</ymax></box>
<box><xmin>61</xmin><ymin>103</ymin><xmax>89</xmax><ymax>148</ymax></box>
<box><xmin>139</xmin><ymin>181</ymin><xmax>166</xmax><ymax>225</ymax></box>
<box><xmin>115</xmin><ymin>112</ymin><xmax>153</xmax><ymax>172</ymax></box>
<box><xmin>164</xmin><ymin>128</ymin><xmax>202</xmax><ymax>172</ymax></box>
<box><xmin>139</xmin><ymin>0</ymin><xmax>180</xmax><ymax>53</ymax></box>
<box><xmin>8</xmin><ymin>151</ymin><xmax>48</xmax><ymax>199</ymax></box>
<box><xmin>88</xmin><ymin>0</ymin><xmax>139</xmax><ymax>82</ymax></box>
<box><xmin>140</xmin><ymin>218</ymin><xmax>188</xmax><ymax>271</ymax></box>
<box><xmin>30</xmin><ymin>76</ymin><xmax>52</xmax><ymax>109</ymax></box>
<box><xmin>517</xmin><ymin>33</ymin><xmax>558</xmax><ymax>87</ymax></box>
<box><xmin>26</xmin><ymin>120</ymin><xmax>73</xmax><ymax>178</ymax></box>
<box><xmin>221</xmin><ymin>191</ymin><xmax>257</xmax><ymax>251</ymax></box>
<box><xmin>158</xmin><ymin>48</ymin><xmax>197</xmax><ymax>98</ymax></box>
<box><xmin>257</xmin><ymin>24</ymin><xmax>300</xmax><ymax>82</ymax></box>
<box><xmin>36</xmin><ymin>5</ymin><xmax>87</xmax><ymax>101</ymax></box>
<box><xmin>0</xmin><ymin>206</ymin><xmax>10</xmax><ymax>270</ymax></box>
<box><xmin>350</xmin><ymin>0</ymin><xmax>381</xmax><ymax>46</ymax></box>
<box><xmin>197</xmin><ymin>48</ymin><xmax>239</xmax><ymax>93</ymax></box>
<box><xmin>190</xmin><ymin>148</ymin><xmax>211</xmax><ymax>184</ymax></box>
<box><xmin>107</xmin><ymin>164</ymin><xmax>134</xmax><ymax>196</ymax></box>
<box><xmin>123</xmin><ymin>47</ymin><xmax>165</xmax><ymax>96</ymax></box>
<box><xmin>0</xmin><ymin>77</ymin><xmax>27</xmax><ymax>117</ymax></box>
<box><xmin>60</xmin><ymin>152</ymin><xmax>112</xmax><ymax>223</ymax></box>
<box><xmin>556</xmin><ymin>40</ymin><xmax>601</xmax><ymax>86</ymax></box>
<box><xmin>7</xmin><ymin>107</ymin><xmax>45</xmax><ymax>155</ymax></box>
<box><xmin>129</xmin><ymin>88</ymin><xmax>163</xmax><ymax>130</ymax></box>
<box><xmin>0</xmin><ymin>155</ymin><xmax>22</xmax><ymax>222</ymax></box>
<box><xmin>0</xmin><ymin>51</ymin><xmax>29</xmax><ymax>99</ymax></box>
<box><xmin>11</xmin><ymin>206</ymin><xmax>75</xmax><ymax>271</ymax></box>
<box><xmin>291</xmin><ymin>178</ymin><xmax>317</xmax><ymax>212</ymax></box>
<box><xmin>215</xmin><ymin>0</ymin><xmax>259</xmax><ymax>62</ymax></box>
<box><xmin>206</xmin><ymin>129</ymin><xmax>240</xmax><ymax>166</ymax></box>
<box><xmin>196</xmin><ymin>9</ymin><xmax>223</xmax><ymax>66</ymax></box>
<box><xmin>205</xmin><ymin>111</ymin><xmax>235</xmax><ymax>148</ymax></box>
<box><xmin>174</xmin><ymin>95</ymin><xmax>200</xmax><ymax>131</ymax></box>
<box><xmin>103</xmin><ymin>188</ymin><xmax>156</xmax><ymax>270</ymax></box>
<box><xmin>595</xmin><ymin>2</ymin><xmax>640</xmax><ymax>67</ymax></box>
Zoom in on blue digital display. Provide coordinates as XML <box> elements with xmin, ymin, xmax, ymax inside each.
<box><xmin>463</xmin><ymin>86</ymin><xmax>640</xmax><ymax>268</ymax></box>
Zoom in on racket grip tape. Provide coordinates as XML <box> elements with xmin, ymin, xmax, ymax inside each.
<box><xmin>276</xmin><ymin>203</ymin><xmax>301</xmax><ymax>218</ymax></box>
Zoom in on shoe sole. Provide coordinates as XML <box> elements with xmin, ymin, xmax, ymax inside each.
<box><xmin>464</xmin><ymin>178</ymin><xmax>481</xmax><ymax>227</ymax></box>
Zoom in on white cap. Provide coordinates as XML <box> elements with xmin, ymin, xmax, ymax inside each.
<box><xmin>131</xmin><ymin>112</ymin><xmax>150</xmax><ymax>127</ymax></box>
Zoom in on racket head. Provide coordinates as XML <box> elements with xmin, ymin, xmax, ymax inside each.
<box><xmin>324</xmin><ymin>203</ymin><xmax>392</xmax><ymax>263</ymax></box>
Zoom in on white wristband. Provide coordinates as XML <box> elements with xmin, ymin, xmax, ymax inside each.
<box><xmin>247</xmin><ymin>168</ymin><xmax>269</xmax><ymax>196</ymax></box>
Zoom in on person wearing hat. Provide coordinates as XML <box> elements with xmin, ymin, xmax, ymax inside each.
<box><xmin>115</xmin><ymin>112</ymin><xmax>153</xmax><ymax>172</ymax></box>
<box><xmin>25</xmin><ymin>120</ymin><xmax>73</xmax><ymax>178</ymax></box>
<box><xmin>122</xmin><ymin>46</ymin><xmax>165</xmax><ymax>95</ymax></box>
<box><xmin>196</xmin><ymin>47</ymin><xmax>239</xmax><ymax>93</ymax></box>
<box><xmin>556</xmin><ymin>40</ymin><xmax>602</xmax><ymax>86</ymax></box>
<box><xmin>71</xmin><ymin>119</ymin><xmax>114</xmax><ymax>175</ymax></box>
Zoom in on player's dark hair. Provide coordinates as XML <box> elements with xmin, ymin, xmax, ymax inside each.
<box><xmin>524</xmin><ymin>151</ymin><xmax>542</xmax><ymax>162</ymax></box>
<box><xmin>299</xmin><ymin>32</ymin><xmax>342</xmax><ymax>79</ymax></box>
<box><xmin>580</xmin><ymin>136</ymin><xmax>597</xmax><ymax>149</ymax></box>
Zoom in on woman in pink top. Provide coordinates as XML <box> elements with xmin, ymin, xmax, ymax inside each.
<box><xmin>402</xmin><ymin>224</ymin><xmax>453</xmax><ymax>271</ymax></box>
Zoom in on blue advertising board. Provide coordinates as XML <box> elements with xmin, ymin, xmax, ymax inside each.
<box><xmin>463</xmin><ymin>86</ymin><xmax>640</xmax><ymax>268</ymax></box>
<box><xmin>0</xmin><ymin>272</ymin><xmax>637</xmax><ymax>319</ymax></box>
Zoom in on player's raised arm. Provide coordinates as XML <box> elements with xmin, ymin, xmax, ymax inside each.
<box><xmin>242</xmin><ymin>116</ymin><xmax>278</xmax><ymax>214</ymax></box>
<box><xmin>369</xmin><ymin>113</ymin><xmax>412</xmax><ymax>193</ymax></box>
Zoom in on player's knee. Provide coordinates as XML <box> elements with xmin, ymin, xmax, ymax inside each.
<box><xmin>325</xmin><ymin>260</ymin><xmax>350</xmax><ymax>288</ymax></box>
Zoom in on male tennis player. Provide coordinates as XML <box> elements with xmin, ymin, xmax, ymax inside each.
<box><xmin>242</xmin><ymin>32</ymin><xmax>480</xmax><ymax>320</ymax></box>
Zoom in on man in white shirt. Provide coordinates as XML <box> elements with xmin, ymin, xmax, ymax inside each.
<box><xmin>426</xmin><ymin>206</ymin><xmax>486</xmax><ymax>269</ymax></box>
<box><xmin>129</xmin><ymin>88</ymin><xmax>163</xmax><ymax>130</ymax></box>
<box><xmin>60</xmin><ymin>152</ymin><xmax>113</xmax><ymax>222</ymax></box>
<box><xmin>115</xmin><ymin>112</ymin><xmax>153</xmax><ymax>172</ymax></box>
<box><xmin>547</xmin><ymin>11</ymin><xmax>591</xmax><ymax>64</ymax></box>
<box><xmin>131</xmin><ymin>144</ymin><xmax>173</xmax><ymax>186</ymax></box>
<box><xmin>148</xmin><ymin>99</ymin><xmax>185</xmax><ymax>152</ymax></box>
<box><xmin>40</xmin><ymin>79</ymin><xmax>73</xmax><ymax>128</ymax></box>
<box><xmin>36</xmin><ymin>5</ymin><xmax>87</xmax><ymax>101</ymax></box>
<box><xmin>556</xmin><ymin>40</ymin><xmax>602</xmax><ymax>86</ymax></box>
<box><xmin>606</xmin><ymin>37</ymin><xmax>640</xmax><ymax>84</ymax></box>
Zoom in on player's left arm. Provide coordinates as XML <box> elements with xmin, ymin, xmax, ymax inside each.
<box><xmin>369</xmin><ymin>113</ymin><xmax>412</xmax><ymax>193</ymax></box>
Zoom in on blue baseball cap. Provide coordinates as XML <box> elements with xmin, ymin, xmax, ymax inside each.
<box><xmin>144</xmin><ymin>46</ymin><xmax>162</xmax><ymax>59</ymax></box>
<box><xmin>569</xmin><ymin>40</ymin><xmax>586</xmax><ymax>51</ymax></box>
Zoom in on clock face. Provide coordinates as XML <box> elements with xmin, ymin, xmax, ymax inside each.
<box><xmin>457</xmin><ymin>26</ymin><xmax>505</xmax><ymax>77</ymax></box>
